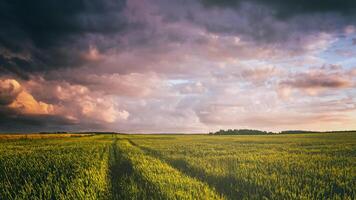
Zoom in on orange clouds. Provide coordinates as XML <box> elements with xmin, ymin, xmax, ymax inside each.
<box><xmin>0</xmin><ymin>77</ymin><xmax>130</xmax><ymax>128</ymax></box>
<box><xmin>24</xmin><ymin>77</ymin><xmax>130</xmax><ymax>124</ymax></box>
<box><xmin>0</xmin><ymin>79</ymin><xmax>54</xmax><ymax>115</ymax></box>
<box><xmin>8</xmin><ymin>90</ymin><xmax>54</xmax><ymax>115</ymax></box>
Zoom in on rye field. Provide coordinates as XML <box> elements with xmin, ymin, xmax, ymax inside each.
<box><xmin>0</xmin><ymin>133</ymin><xmax>355</xmax><ymax>200</ymax></box>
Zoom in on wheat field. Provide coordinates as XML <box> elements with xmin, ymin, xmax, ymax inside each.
<box><xmin>0</xmin><ymin>133</ymin><xmax>355</xmax><ymax>199</ymax></box>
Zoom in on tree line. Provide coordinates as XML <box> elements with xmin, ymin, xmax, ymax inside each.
<box><xmin>209</xmin><ymin>129</ymin><xmax>356</xmax><ymax>135</ymax></box>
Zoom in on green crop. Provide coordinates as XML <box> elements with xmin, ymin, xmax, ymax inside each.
<box><xmin>0</xmin><ymin>135</ymin><xmax>111</xmax><ymax>200</ymax></box>
<box><xmin>129</xmin><ymin>133</ymin><xmax>356</xmax><ymax>200</ymax></box>
<box><xmin>0</xmin><ymin>133</ymin><xmax>355</xmax><ymax>199</ymax></box>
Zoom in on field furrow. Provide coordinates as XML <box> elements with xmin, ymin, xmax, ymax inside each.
<box><xmin>110</xmin><ymin>138</ymin><xmax>224</xmax><ymax>200</ymax></box>
<box><xmin>129</xmin><ymin>133</ymin><xmax>356</xmax><ymax>200</ymax></box>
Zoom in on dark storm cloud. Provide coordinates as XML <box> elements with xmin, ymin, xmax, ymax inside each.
<box><xmin>201</xmin><ymin>0</ymin><xmax>356</xmax><ymax>18</ymax></box>
<box><xmin>189</xmin><ymin>0</ymin><xmax>356</xmax><ymax>47</ymax></box>
<box><xmin>0</xmin><ymin>112</ymin><xmax>110</xmax><ymax>132</ymax></box>
<box><xmin>0</xmin><ymin>57</ymin><xmax>32</xmax><ymax>80</ymax></box>
<box><xmin>141</xmin><ymin>0</ymin><xmax>353</xmax><ymax>47</ymax></box>
<box><xmin>0</xmin><ymin>0</ymin><xmax>126</xmax><ymax>77</ymax></box>
<box><xmin>0</xmin><ymin>111</ymin><xmax>73</xmax><ymax>127</ymax></box>
<box><xmin>0</xmin><ymin>111</ymin><xmax>78</xmax><ymax>132</ymax></box>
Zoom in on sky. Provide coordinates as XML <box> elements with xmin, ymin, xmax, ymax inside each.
<box><xmin>0</xmin><ymin>0</ymin><xmax>355</xmax><ymax>133</ymax></box>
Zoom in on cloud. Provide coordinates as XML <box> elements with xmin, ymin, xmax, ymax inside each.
<box><xmin>68</xmin><ymin>72</ymin><xmax>165</xmax><ymax>97</ymax></box>
<box><xmin>279</xmin><ymin>70</ymin><xmax>352</xmax><ymax>96</ymax></box>
<box><xmin>0</xmin><ymin>0</ymin><xmax>346</xmax><ymax>80</ymax></box>
<box><xmin>0</xmin><ymin>113</ymin><xmax>79</xmax><ymax>132</ymax></box>
<box><xmin>195</xmin><ymin>95</ymin><xmax>356</xmax><ymax>131</ymax></box>
<box><xmin>0</xmin><ymin>0</ymin><xmax>127</xmax><ymax>77</ymax></box>
<box><xmin>238</xmin><ymin>65</ymin><xmax>279</xmax><ymax>84</ymax></box>
<box><xmin>0</xmin><ymin>79</ymin><xmax>54</xmax><ymax>114</ymax></box>
<box><xmin>287</xmin><ymin>97</ymin><xmax>356</xmax><ymax>114</ymax></box>
<box><xmin>8</xmin><ymin>90</ymin><xmax>55</xmax><ymax>115</ymax></box>
<box><xmin>0</xmin><ymin>77</ymin><xmax>130</xmax><ymax>131</ymax></box>
<box><xmin>282</xmin><ymin>73</ymin><xmax>350</xmax><ymax>89</ymax></box>
<box><xmin>25</xmin><ymin>78</ymin><xmax>131</xmax><ymax>123</ymax></box>
<box><xmin>0</xmin><ymin>79</ymin><xmax>22</xmax><ymax>105</ymax></box>
<box><xmin>0</xmin><ymin>78</ymin><xmax>75</xmax><ymax>132</ymax></box>
<box><xmin>176</xmin><ymin>81</ymin><xmax>207</xmax><ymax>94</ymax></box>
<box><xmin>201</xmin><ymin>0</ymin><xmax>356</xmax><ymax>18</ymax></box>
<box><xmin>351</xmin><ymin>68</ymin><xmax>356</xmax><ymax>76</ymax></box>
<box><xmin>1</xmin><ymin>0</ymin><xmax>356</xmax><ymax>132</ymax></box>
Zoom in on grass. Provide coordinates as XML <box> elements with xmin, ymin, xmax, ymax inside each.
<box><xmin>0</xmin><ymin>135</ymin><xmax>111</xmax><ymax>200</ymax></box>
<box><xmin>0</xmin><ymin>133</ymin><xmax>355</xmax><ymax>199</ymax></box>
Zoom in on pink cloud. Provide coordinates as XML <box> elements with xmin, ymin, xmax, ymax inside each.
<box><xmin>279</xmin><ymin>70</ymin><xmax>352</xmax><ymax>97</ymax></box>
<box><xmin>23</xmin><ymin>77</ymin><xmax>130</xmax><ymax>125</ymax></box>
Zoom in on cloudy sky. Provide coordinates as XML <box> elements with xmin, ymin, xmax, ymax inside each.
<box><xmin>0</xmin><ymin>0</ymin><xmax>355</xmax><ymax>133</ymax></box>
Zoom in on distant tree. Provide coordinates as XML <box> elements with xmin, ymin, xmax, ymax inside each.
<box><xmin>210</xmin><ymin>129</ymin><xmax>277</xmax><ymax>135</ymax></box>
